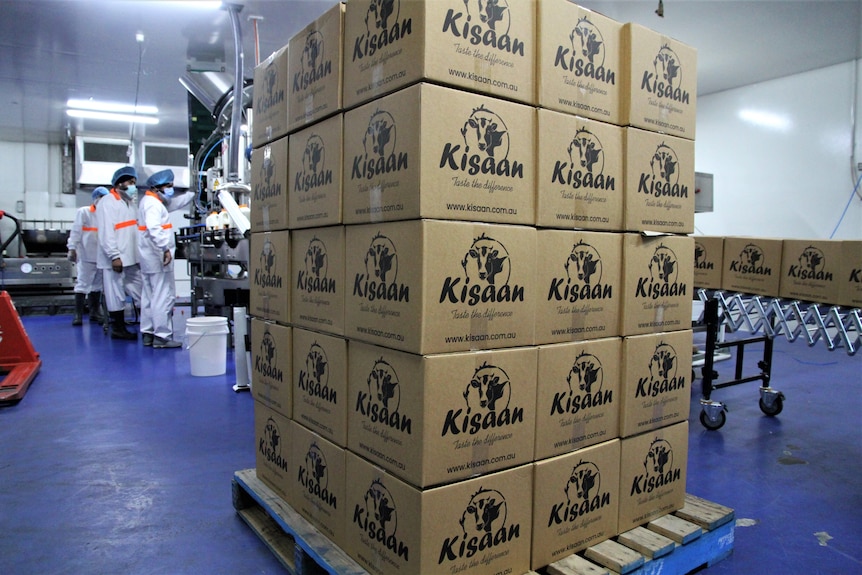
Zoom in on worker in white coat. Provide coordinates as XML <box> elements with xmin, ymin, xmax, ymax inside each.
<box><xmin>67</xmin><ymin>186</ymin><xmax>108</xmax><ymax>326</ymax></box>
<box><xmin>137</xmin><ymin>169</ymin><xmax>194</xmax><ymax>348</ymax></box>
<box><xmin>96</xmin><ymin>165</ymin><xmax>142</xmax><ymax>340</ymax></box>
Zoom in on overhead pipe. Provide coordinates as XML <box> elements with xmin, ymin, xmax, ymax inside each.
<box><xmin>224</xmin><ymin>2</ymin><xmax>244</xmax><ymax>184</ymax></box>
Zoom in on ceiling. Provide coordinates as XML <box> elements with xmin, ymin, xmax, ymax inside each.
<box><xmin>0</xmin><ymin>0</ymin><xmax>859</xmax><ymax>146</ymax></box>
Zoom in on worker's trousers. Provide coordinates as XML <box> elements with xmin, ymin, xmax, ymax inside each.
<box><xmin>73</xmin><ymin>260</ymin><xmax>103</xmax><ymax>294</ymax></box>
<box><xmin>102</xmin><ymin>264</ymin><xmax>142</xmax><ymax>313</ymax></box>
<box><xmin>140</xmin><ymin>267</ymin><xmax>176</xmax><ymax>340</ymax></box>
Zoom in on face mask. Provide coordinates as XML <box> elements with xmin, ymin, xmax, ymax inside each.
<box><xmin>125</xmin><ymin>184</ymin><xmax>138</xmax><ymax>200</ymax></box>
<box><xmin>163</xmin><ymin>187</ymin><xmax>175</xmax><ymax>198</ymax></box>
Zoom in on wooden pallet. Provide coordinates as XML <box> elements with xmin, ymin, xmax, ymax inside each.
<box><xmin>545</xmin><ymin>494</ymin><xmax>735</xmax><ymax>575</ymax></box>
<box><xmin>234</xmin><ymin>470</ymin><xmax>733</xmax><ymax>575</ymax></box>
<box><xmin>232</xmin><ymin>469</ymin><xmax>367</xmax><ymax>575</ymax></box>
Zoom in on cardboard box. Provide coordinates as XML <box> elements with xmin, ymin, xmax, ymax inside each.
<box><xmin>288</xmin><ymin>114</ymin><xmax>344</xmax><ymax>229</ymax></box>
<box><xmin>250</xmin><ymin>135</ymin><xmax>290</xmax><ymax>232</ymax></box>
<box><xmin>536</xmin><ymin>230</ymin><xmax>622</xmax><ymax>345</ymax></box>
<box><xmin>620</xmin><ymin>330</ymin><xmax>692</xmax><ymax>438</ymax></box>
<box><xmin>839</xmin><ymin>240</ymin><xmax>862</xmax><ymax>308</ymax></box>
<box><xmin>345</xmin><ymin>220</ymin><xmax>537</xmax><ymax>355</ymax></box>
<box><xmin>621</xmin><ymin>23</ymin><xmax>697</xmax><ymax>141</ymax></box>
<box><xmin>348</xmin><ymin>340</ymin><xmax>537</xmax><ymax>488</ymax></box>
<box><xmin>249</xmin><ymin>230</ymin><xmax>291</xmax><ymax>324</ymax></box>
<box><xmin>342</xmin><ymin>0</ymin><xmax>536</xmax><ymax>109</ymax></box>
<box><xmin>535</xmin><ymin>338</ymin><xmax>621</xmax><ymax>460</ymax></box>
<box><xmin>779</xmin><ymin>239</ymin><xmax>843</xmax><ymax>305</ymax></box>
<box><xmin>342</xmin><ymin>83</ymin><xmax>536</xmax><ymax>226</ymax></box>
<box><xmin>250</xmin><ymin>318</ymin><xmax>292</xmax><ymax>418</ymax></box>
<box><xmin>721</xmin><ymin>237</ymin><xmax>783</xmax><ymax>297</ymax></box>
<box><xmin>624</xmin><ymin>127</ymin><xmax>695</xmax><ymax>234</ymax></box>
<box><xmin>618</xmin><ymin>421</ymin><xmax>688</xmax><ymax>532</ymax></box>
<box><xmin>288</xmin><ymin>421</ymin><xmax>346</xmax><ymax>549</ymax></box>
<box><xmin>254</xmin><ymin>400</ymin><xmax>293</xmax><ymax>503</ymax></box>
<box><xmin>291</xmin><ymin>225</ymin><xmax>345</xmax><ymax>335</ymax></box>
<box><xmin>536</xmin><ymin>110</ymin><xmax>624</xmax><ymax>231</ymax></box>
<box><xmin>531</xmin><ymin>439</ymin><xmax>620</xmax><ymax>568</ymax></box>
<box><xmin>344</xmin><ymin>452</ymin><xmax>533</xmax><ymax>575</ymax></box>
<box><xmin>252</xmin><ymin>45</ymin><xmax>290</xmax><ymax>148</ymax></box>
<box><xmin>537</xmin><ymin>1</ymin><xmax>622</xmax><ymax>125</ymax></box>
<box><xmin>287</xmin><ymin>2</ymin><xmax>344</xmax><ymax>132</ymax></box>
<box><xmin>693</xmin><ymin>236</ymin><xmax>723</xmax><ymax>289</ymax></box>
<box><xmin>620</xmin><ymin>233</ymin><xmax>694</xmax><ymax>336</ymax></box>
<box><xmin>292</xmin><ymin>327</ymin><xmax>349</xmax><ymax>447</ymax></box>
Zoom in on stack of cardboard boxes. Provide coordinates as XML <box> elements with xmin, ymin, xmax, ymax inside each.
<box><xmin>694</xmin><ymin>235</ymin><xmax>861</xmax><ymax>309</ymax></box>
<box><xmin>248</xmin><ymin>1</ymin><xmax>698</xmax><ymax>573</ymax></box>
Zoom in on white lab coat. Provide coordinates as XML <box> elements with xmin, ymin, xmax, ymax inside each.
<box><xmin>96</xmin><ymin>188</ymin><xmax>141</xmax><ymax>312</ymax></box>
<box><xmin>137</xmin><ymin>190</ymin><xmax>194</xmax><ymax>339</ymax></box>
<box><xmin>68</xmin><ymin>203</ymin><xmax>103</xmax><ymax>294</ymax></box>
<box><xmin>96</xmin><ymin>189</ymin><xmax>138</xmax><ymax>269</ymax></box>
<box><xmin>67</xmin><ymin>204</ymin><xmax>99</xmax><ymax>263</ymax></box>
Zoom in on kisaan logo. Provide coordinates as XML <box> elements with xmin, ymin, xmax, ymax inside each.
<box><xmin>788</xmin><ymin>245</ymin><xmax>834</xmax><ymax>282</ymax></box>
<box><xmin>355</xmin><ymin>357</ymin><xmax>412</xmax><ymax>433</ymax></box>
<box><xmin>294</xmin><ymin>30</ymin><xmax>332</xmax><ymax>92</ymax></box>
<box><xmin>729</xmin><ymin>243</ymin><xmax>772</xmax><ymax>276</ymax></box>
<box><xmin>441</xmin><ymin>362</ymin><xmax>524</xmax><ymax>436</ymax></box>
<box><xmin>294</xmin><ymin>134</ymin><xmax>333</xmax><ymax>193</ymax></box>
<box><xmin>254</xmin><ymin>149</ymin><xmax>282</xmax><ymax>201</ymax></box>
<box><xmin>297</xmin><ymin>342</ymin><xmax>336</xmax><ymax>404</ymax></box>
<box><xmin>255</xmin><ymin>239</ymin><xmax>283</xmax><ymax>289</ymax></box>
<box><xmin>297</xmin><ymin>237</ymin><xmax>336</xmax><ymax>294</ymax></box>
<box><xmin>551</xmin><ymin>128</ymin><xmax>615</xmax><ymax>191</ymax></box>
<box><xmin>257</xmin><ymin>59</ymin><xmax>285</xmax><ymax>113</ymax></box>
<box><xmin>297</xmin><ymin>443</ymin><xmax>337</xmax><ymax>508</ymax></box>
<box><xmin>638</xmin><ymin>142</ymin><xmax>688</xmax><ymax>198</ymax></box>
<box><xmin>350</xmin><ymin>109</ymin><xmax>409</xmax><ymax>180</ymax></box>
<box><xmin>634</xmin><ymin>243</ymin><xmax>687</xmax><ymax>299</ymax></box>
<box><xmin>630</xmin><ymin>437</ymin><xmax>682</xmax><ymax>495</ymax></box>
<box><xmin>640</xmin><ymin>44</ymin><xmax>690</xmax><ymax>104</ymax></box>
<box><xmin>551</xmin><ymin>350</ymin><xmax>612</xmax><ymax>416</ymax></box>
<box><xmin>438</xmin><ymin>487</ymin><xmax>521</xmax><ymax>564</ymax></box>
<box><xmin>554</xmin><ymin>17</ymin><xmax>615</xmax><ymax>84</ymax></box>
<box><xmin>255</xmin><ymin>329</ymin><xmax>283</xmax><ymax>382</ymax></box>
<box><xmin>694</xmin><ymin>241</ymin><xmax>713</xmax><ymax>270</ymax></box>
<box><xmin>352</xmin><ymin>0</ymin><xmax>412</xmax><ymax>61</ymax></box>
<box><xmin>353</xmin><ymin>478</ymin><xmax>409</xmax><ymax>560</ymax></box>
<box><xmin>259</xmin><ymin>417</ymin><xmax>289</xmax><ymax>472</ymax></box>
<box><xmin>548</xmin><ymin>460</ymin><xmax>612</xmax><ymax>526</ymax></box>
<box><xmin>442</xmin><ymin>0</ymin><xmax>525</xmax><ymax>57</ymax></box>
<box><xmin>439</xmin><ymin>105</ymin><xmax>524</xmax><ymax>178</ymax></box>
<box><xmin>353</xmin><ymin>232</ymin><xmax>409</xmax><ymax>302</ymax></box>
<box><xmin>439</xmin><ymin>233</ymin><xmax>525</xmax><ymax>305</ymax></box>
<box><xmin>548</xmin><ymin>240</ymin><xmax>613</xmax><ymax>303</ymax></box>
<box><xmin>636</xmin><ymin>341</ymin><xmax>685</xmax><ymax>399</ymax></box>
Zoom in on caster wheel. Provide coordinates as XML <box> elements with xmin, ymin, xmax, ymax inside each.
<box><xmin>759</xmin><ymin>395</ymin><xmax>783</xmax><ymax>416</ymax></box>
<box><xmin>700</xmin><ymin>409</ymin><xmax>726</xmax><ymax>430</ymax></box>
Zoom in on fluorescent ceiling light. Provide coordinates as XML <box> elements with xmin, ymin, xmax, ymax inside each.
<box><xmin>738</xmin><ymin>109</ymin><xmax>792</xmax><ymax>132</ymax></box>
<box><xmin>162</xmin><ymin>1</ymin><xmax>222</xmax><ymax>8</ymax></box>
<box><xmin>66</xmin><ymin>109</ymin><xmax>159</xmax><ymax>125</ymax></box>
<box><xmin>67</xmin><ymin>99</ymin><xmax>158</xmax><ymax>115</ymax></box>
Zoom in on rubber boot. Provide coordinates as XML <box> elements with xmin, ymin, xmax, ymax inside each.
<box><xmin>110</xmin><ymin>310</ymin><xmax>137</xmax><ymax>340</ymax></box>
<box><xmin>88</xmin><ymin>291</ymin><xmax>104</xmax><ymax>324</ymax></box>
<box><xmin>72</xmin><ymin>293</ymin><xmax>84</xmax><ymax>326</ymax></box>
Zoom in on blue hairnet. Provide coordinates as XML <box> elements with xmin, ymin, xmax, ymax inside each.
<box><xmin>92</xmin><ymin>186</ymin><xmax>109</xmax><ymax>200</ymax></box>
<box><xmin>146</xmin><ymin>169</ymin><xmax>175</xmax><ymax>189</ymax></box>
<box><xmin>111</xmin><ymin>166</ymin><xmax>137</xmax><ymax>186</ymax></box>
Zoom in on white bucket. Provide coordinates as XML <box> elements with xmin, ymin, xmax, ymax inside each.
<box><xmin>185</xmin><ymin>316</ymin><xmax>230</xmax><ymax>377</ymax></box>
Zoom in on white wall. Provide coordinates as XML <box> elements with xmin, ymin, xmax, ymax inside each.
<box><xmin>694</xmin><ymin>60</ymin><xmax>862</xmax><ymax>240</ymax></box>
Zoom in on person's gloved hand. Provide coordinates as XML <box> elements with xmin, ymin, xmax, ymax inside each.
<box><xmin>163</xmin><ymin>250</ymin><xmax>172</xmax><ymax>266</ymax></box>
<box><xmin>68</xmin><ymin>249</ymin><xmax>77</xmax><ymax>263</ymax></box>
<box><xmin>111</xmin><ymin>258</ymin><xmax>123</xmax><ymax>273</ymax></box>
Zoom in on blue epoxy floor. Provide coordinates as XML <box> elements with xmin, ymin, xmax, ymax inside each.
<box><xmin>1</xmin><ymin>314</ymin><xmax>860</xmax><ymax>574</ymax></box>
